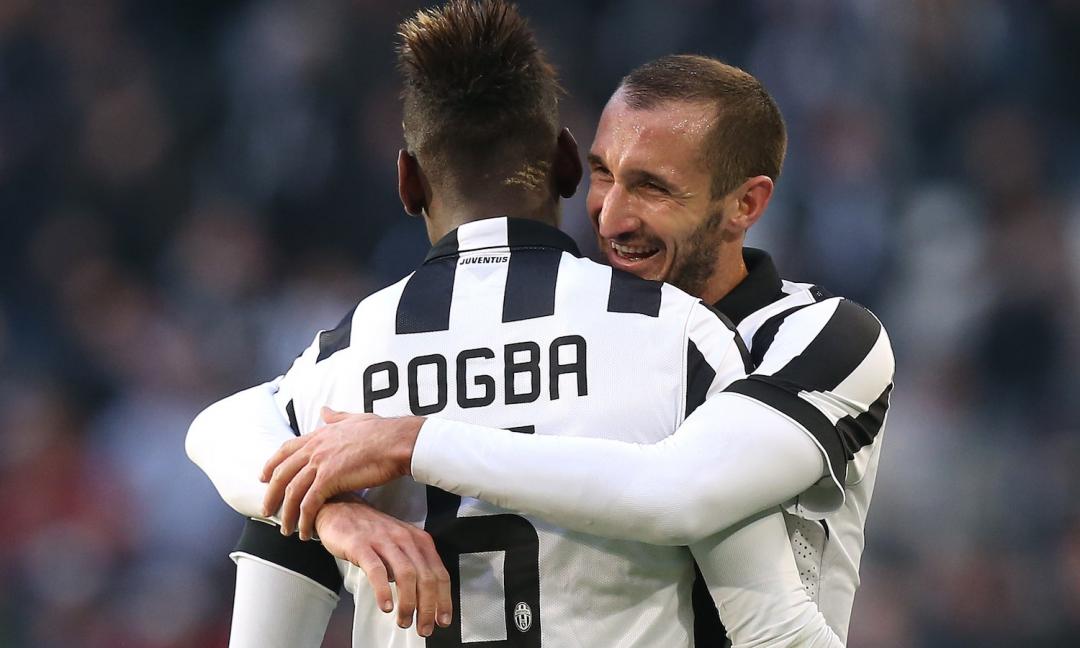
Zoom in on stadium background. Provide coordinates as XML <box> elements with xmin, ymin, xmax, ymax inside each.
<box><xmin>2</xmin><ymin>1</ymin><xmax>1078</xmax><ymax>645</ymax></box>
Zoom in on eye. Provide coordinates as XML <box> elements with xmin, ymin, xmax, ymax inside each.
<box><xmin>644</xmin><ymin>181</ymin><xmax>670</xmax><ymax>195</ymax></box>
<box><xmin>590</xmin><ymin>165</ymin><xmax>613</xmax><ymax>181</ymax></box>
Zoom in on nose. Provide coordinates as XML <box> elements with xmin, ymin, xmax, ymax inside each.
<box><xmin>595</xmin><ymin>184</ymin><xmax>641</xmax><ymax>240</ymax></box>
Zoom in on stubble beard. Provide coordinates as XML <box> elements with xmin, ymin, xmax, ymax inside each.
<box><xmin>666</xmin><ymin>213</ymin><xmax>724</xmax><ymax>300</ymax></box>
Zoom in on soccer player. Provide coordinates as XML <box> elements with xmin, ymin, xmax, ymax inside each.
<box><xmin>223</xmin><ymin>57</ymin><xmax>894</xmax><ymax>647</ymax></box>
<box><xmin>187</xmin><ymin>2</ymin><xmax>842</xmax><ymax>647</ymax></box>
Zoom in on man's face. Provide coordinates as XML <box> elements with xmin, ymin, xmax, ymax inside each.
<box><xmin>587</xmin><ymin>93</ymin><xmax>730</xmax><ymax>296</ymax></box>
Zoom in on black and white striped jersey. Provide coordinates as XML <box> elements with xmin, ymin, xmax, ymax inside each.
<box><xmin>405</xmin><ymin>248</ymin><xmax>894</xmax><ymax>644</ymax></box>
<box><xmin>712</xmin><ymin>248</ymin><xmax>893</xmax><ymax>642</ymax></box>
<box><xmin>267</xmin><ymin>217</ymin><xmax>752</xmax><ymax>647</ymax></box>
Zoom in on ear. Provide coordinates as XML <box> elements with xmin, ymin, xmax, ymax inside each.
<box><xmin>398</xmin><ymin>149</ymin><xmax>426</xmax><ymax>216</ymax></box>
<box><xmin>553</xmin><ymin>128</ymin><xmax>583</xmax><ymax>199</ymax></box>
<box><xmin>730</xmin><ymin>175</ymin><xmax>774</xmax><ymax>231</ymax></box>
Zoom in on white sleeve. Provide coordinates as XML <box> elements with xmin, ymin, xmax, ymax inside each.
<box><xmin>228</xmin><ymin>554</ymin><xmax>338</xmax><ymax>648</ymax></box>
<box><xmin>186</xmin><ymin>326</ymin><xmax>330</xmax><ymax>520</ymax></box>
<box><xmin>186</xmin><ymin>380</ymin><xmax>299</xmax><ymax>519</ymax></box>
<box><xmin>413</xmin><ymin>390</ymin><xmax>825</xmax><ymax>546</ymax></box>
<box><xmin>691</xmin><ymin>509</ymin><xmax>842</xmax><ymax>648</ymax></box>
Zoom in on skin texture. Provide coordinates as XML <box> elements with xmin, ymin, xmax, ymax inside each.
<box><xmin>314</xmin><ymin>494</ymin><xmax>450</xmax><ymax>635</ymax></box>
<box><xmin>398</xmin><ymin>128</ymin><xmax>583</xmax><ymax>243</ymax></box>
<box><xmin>587</xmin><ymin>91</ymin><xmax>773</xmax><ymax>304</ymax></box>
<box><xmin>263</xmin><ymin>409</ymin><xmax>435</xmax><ymax>633</ymax></box>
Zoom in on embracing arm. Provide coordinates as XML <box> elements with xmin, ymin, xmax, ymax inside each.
<box><xmin>411</xmin><ymin>393</ymin><xmax>825</xmax><ymax>546</ymax></box>
<box><xmin>185</xmin><ymin>379</ymin><xmax>298</xmax><ymax>519</ymax></box>
<box><xmin>409</xmin><ymin>297</ymin><xmax>893</xmax><ymax>546</ymax></box>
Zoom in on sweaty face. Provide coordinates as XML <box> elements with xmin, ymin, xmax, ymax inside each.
<box><xmin>587</xmin><ymin>94</ymin><xmax>728</xmax><ymax>296</ymax></box>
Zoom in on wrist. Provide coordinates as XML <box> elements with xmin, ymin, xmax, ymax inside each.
<box><xmin>395</xmin><ymin>416</ymin><xmax>425</xmax><ymax>477</ymax></box>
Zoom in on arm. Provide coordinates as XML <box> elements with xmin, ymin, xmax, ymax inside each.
<box><xmin>187</xmin><ymin>321</ymin><xmax>333</xmax><ymax>520</ymax></box>
<box><xmin>229</xmin><ymin>552</ymin><xmax>338</xmax><ymax>648</ymax></box>
<box><xmin>410</xmin><ymin>297</ymin><xmax>893</xmax><ymax>545</ymax></box>
<box><xmin>259</xmin><ymin>374</ymin><xmax>827</xmax><ymax>547</ymax></box>
<box><xmin>262</xmin><ymin>298</ymin><xmax>892</xmax><ymax>547</ymax></box>
<box><xmin>185</xmin><ymin>379</ymin><xmax>297</xmax><ymax>520</ymax></box>
<box><xmin>186</xmin><ymin>318</ymin><xmax>453</xmax><ymax>637</ymax></box>
<box><xmin>691</xmin><ymin>509</ymin><xmax>843</xmax><ymax>648</ymax></box>
<box><xmin>411</xmin><ymin>393</ymin><xmax>825</xmax><ymax>545</ymax></box>
<box><xmin>262</xmin><ymin>300</ymin><xmax>828</xmax><ymax>545</ymax></box>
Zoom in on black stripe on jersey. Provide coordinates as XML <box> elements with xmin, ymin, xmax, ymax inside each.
<box><xmin>233</xmin><ymin>518</ymin><xmax>342</xmax><ymax>593</ymax></box>
<box><xmin>285</xmin><ymin>400</ymin><xmax>300</xmax><ymax>437</ymax></box>
<box><xmin>423</xmin><ymin>225</ymin><xmax>460</xmax><ymax>263</ymax></box>
<box><xmin>506</xmin><ymin>216</ymin><xmax>583</xmax><ymax>257</ymax></box>
<box><xmin>317</xmin><ymin>306</ymin><xmax>357</xmax><ymax>363</ymax></box>
<box><xmin>836</xmin><ymin>383</ymin><xmax>892</xmax><ymax>457</ymax></box>
<box><xmin>397</xmin><ymin>258</ymin><xmax>458</xmax><ymax>334</ymax></box>
<box><xmin>726</xmin><ymin>377</ymin><xmax>848</xmax><ymax>483</ymax></box>
<box><xmin>607</xmin><ymin>269</ymin><xmax>662</xmax><ymax>317</ymax></box>
<box><xmin>686</xmin><ymin>340</ymin><xmax>716</xmax><ymax>418</ymax></box>
<box><xmin>700</xmin><ymin>301</ymin><xmax>753</xmax><ymax>373</ymax></box>
<box><xmin>749</xmin><ymin>288</ymin><xmax>834</xmax><ymax>367</ymax></box>
<box><xmin>750</xmin><ymin>304</ymin><xmax>809</xmax><ymax>368</ymax></box>
<box><xmin>770</xmin><ymin>299</ymin><xmax>882</xmax><ymax>392</ymax></box>
<box><xmin>809</xmin><ymin>284</ymin><xmax>833</xmax><ymax>302</ymax></box>
<box><xmin>502</xmin><ymin>249</ymin><xmax>562</xmax><ymax>322</ymax></box>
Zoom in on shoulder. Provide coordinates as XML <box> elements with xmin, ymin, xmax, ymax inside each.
<box><xmin>754</xmin><ymin>284</ymin><xmax>893</xmax><ymax>393</ymax></box>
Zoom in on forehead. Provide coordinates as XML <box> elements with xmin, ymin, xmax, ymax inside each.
<box><xmin>591</xmin><ymin>93</ymin><xmax>716</xmax><ymax>169</ymax></box>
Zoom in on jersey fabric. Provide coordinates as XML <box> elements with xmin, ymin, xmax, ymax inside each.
<box><xmin>708</xmin><ymin>248</ymin><xmax>892</xmax><ymax>643</ymax></box>
<box><xmin>403</xmin><ymin>248</ymin><xmax>893</xmax><ymax>645</ymax></box>
<box><xmin>267</xmin><ymin>217</ymin><xmax>748</xmax><ymax>647</ymax></box>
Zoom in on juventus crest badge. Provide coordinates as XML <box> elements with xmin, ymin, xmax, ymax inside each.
<box><xmin>513</xmin><ymin>602</ymin><xmax>532</xmax><ymax>632</ymax></box>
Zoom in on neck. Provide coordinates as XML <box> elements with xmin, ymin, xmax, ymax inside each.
<box><xmin>698</xmin><ymin>241</ymin><xmax>748</xmax><ymax>305</ymax></box>
<box><xmin>424</xmin><ymin>191</ymin><xmax>559</xmax><ymax>242</ymax></box>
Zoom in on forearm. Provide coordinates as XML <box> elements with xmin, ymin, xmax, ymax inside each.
<box><xmin>186</xmin><ymin>381</ymin><xmax>297</xmax><ymax>519</ymax></box>
<box><xmin>692</xmin><ymin>510</ymin><xmax>843</xmax><ymax>648</ymax></box>
<box><xmin>230</xmin><ymin>554</ymin><xmax>338</xmax><ymax>648</ymax></box>
<box><xmin>411</xmin><ymin>393</ymin><xmax>826</xmax><ymax>545</ymax></box>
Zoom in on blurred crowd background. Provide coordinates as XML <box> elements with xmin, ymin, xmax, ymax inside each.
<box><xmin>2</xmin><ymin>0</ymin><xmax>1079</xmax><ymax>646</ymax></box>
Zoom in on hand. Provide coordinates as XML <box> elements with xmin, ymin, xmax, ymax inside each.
<box><xmin>315</xmin><ymin>496</ymin><xmax>452</xmax><ymax>637</ymax></box>
<box><xmin>260</xmin><ymin>407</ymin><xmax>425</xmax><ymax>539</ymax></box>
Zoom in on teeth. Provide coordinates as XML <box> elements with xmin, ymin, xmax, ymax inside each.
<box><xmin>611</xmin><ymin>241</ymin><xmax>659</xmax><ymax>256</ymax></box>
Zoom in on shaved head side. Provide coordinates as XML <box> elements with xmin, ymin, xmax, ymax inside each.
<box><xmin>619</xmin><ymin>55</ymin><xmax>787</xmax><ymax>198</ymax></box>
<box><xmin>398</xmin><ymin>0</ymin><xmax>562</xmax><ymax>192</ymax></box>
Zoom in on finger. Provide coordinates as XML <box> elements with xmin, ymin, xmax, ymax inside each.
<box><xmin>261</xmin><ymin>435</ymin><xmax>309</xmax><ymax>482</ymax></box>
<box><xmin>262</xmin><ymin>449</ymin><xmax>310</xmax><ymax>521</ymax></box>
<box><xmin>297</xmin><ymin>482</ymin><xmax>329</xmax><ymax>541</ymax></box>
<box><xmin>278</xmin><ymin>465</ymin><xmax>318</xmax><ymax>536</ymax></box>
<box><xmin>351</xmin><ymin>545</ymin><xmax>394</xmax><ymax>614</ymax></box>
<box><xmin>416</xmin><ymin>535</ymin><xmax>452</xmax><ymax>628</ymax></box>
<box><xmin>401</xmin><ymin>541</ymin><xmax>439</xmax><ymax>637</ymax></box>
<box><xmin>376</xmin><ymin>543</ymin><xmax>418</xmax><ymax>629</ymax></box>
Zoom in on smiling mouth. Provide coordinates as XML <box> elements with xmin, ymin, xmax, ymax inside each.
<box><xmin>610</xmin><ymin>240</ymin><xmax>661</xmax><ymax>262</ymax></box>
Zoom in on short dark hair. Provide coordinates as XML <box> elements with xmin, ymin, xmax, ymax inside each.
<box><xmin>397</xmin><ymin>0</ymin><xmax>561</xmax><ymax>189</ymax></box>
<box><xmin>619</xmin><ymin>55</ymin><xmax>787</xmax><ymax>197</ymax></box>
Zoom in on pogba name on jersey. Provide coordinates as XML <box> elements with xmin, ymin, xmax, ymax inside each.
<box><xmin>362</xmin><ymin>334</ymin><xmax>588</xmax><ymax>415</ymax></box>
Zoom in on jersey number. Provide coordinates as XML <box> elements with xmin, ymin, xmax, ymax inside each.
<box><xmin>423</xmin><ymin>427</ymin><xmax>542</xmax><ymax>647</ymax></box>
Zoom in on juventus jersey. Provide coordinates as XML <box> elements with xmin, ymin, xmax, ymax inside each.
<box><xmin>711</xmin><ymin>249</ymin><xmax>892</xmax><ymax>643</ymax></box>
<box><xmin>406</xmin><ymin>248</ymin><xmax>894</xmax><ymax>645</ymax></box>
<box><xmin>269</xmin><ymin>217</ymin><xmax>749</xmax><ymax>647</ymax></box>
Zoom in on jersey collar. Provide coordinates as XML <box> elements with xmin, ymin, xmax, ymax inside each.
<box><xmin>424</xmin><ymin>216</ymin><xmax>582</xmax><ymax>263</ymax></box>
<box><xmin>712</xmin><ymin>248</ymin><xmax>785</xmax><ymax>324</ymax></box>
